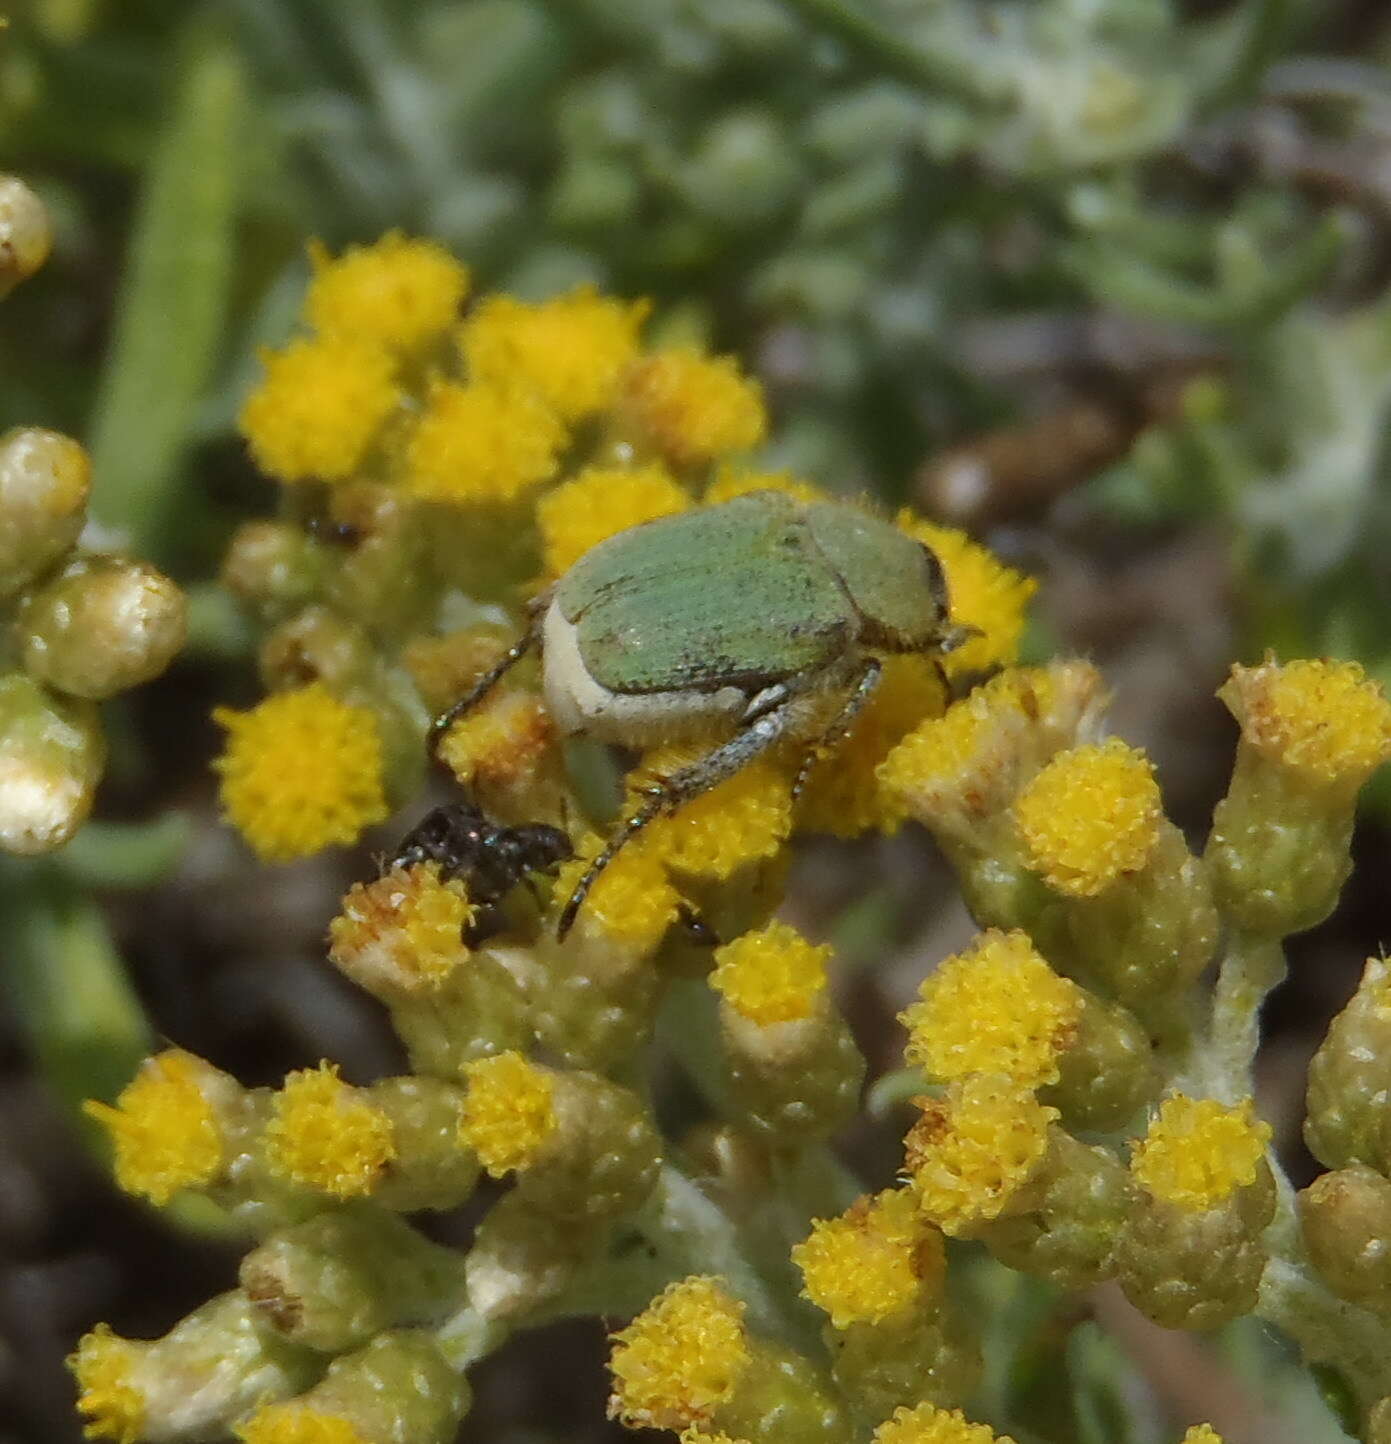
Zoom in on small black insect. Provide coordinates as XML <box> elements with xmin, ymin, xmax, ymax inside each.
<box><xmin>389</xmin><ymin>800</ymin><xmax>573</xmax><ymax>944</ymax></box>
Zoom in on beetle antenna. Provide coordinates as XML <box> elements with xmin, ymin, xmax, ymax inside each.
<box><xmin>427</xmin><ymin>629</ymin><xmax>538</xmax><ymax>764</ymax></box>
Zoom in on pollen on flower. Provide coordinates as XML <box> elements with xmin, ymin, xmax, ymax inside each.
<box><xmin>710</xmin><ymin>920</ymin><xmax>831</xmax><ymax>1026</ymax></box>
<box><xmin>623</xmin><ymin>347</ymin><xmax>766</xmax><ymax>468</ymax></box>
<box><xmin>460</xmin><ymin>1051</ymin><xmax>558</xmax><ymax>1177</ymax></box>
<box><xmin>904</xmin><ymin>1075</ymin><xmax>1057</xmax><ymax>1236</ymax></box>
<box><xmin>328</xmin><ymin>864</ymin><xmax>474</xmax><ymax>996</ymax></box>
<box><xmin>239</xmin><ymin>336</ymin><xmax>400</xmax><ymax>483</ymax></box>
<box><xmin>797</xmin><ymin>653</ymin><xmax>948</xmax><ymax>837</ymax></box>
<box><xmin>235</xmin><ymin>1402</ymin><xmax>367</xmax><ymax>1444</ymax></box>
<box><xmin>553</xmin><ymin>831</ymin><xmax>682</xmax><ymax>956</ymax></box>
<box><xmin>536</xmin><ymin>462</ymin><xmax>691</xmax><ymax>577</ymax></box>
<box><xmin>305</xmin><ymin>231</ymin><xmax>469</xmax><ymax>355</ymax></box>
<box><xmin>403</xmin><ymin>379</ymin><xmax>566</xmax><ymax>505</ymax></box>
<box><xmin>70</xmin><ymin>1325</ymin><xmax>145</xmax><ymax>1444</ymax></box>
<box><xmin>639</xmin><ymin>748</ymin><xmax>792</xmax><ymax>881</ymax></box>
<box><xmin>793</xmin><ymin>1188</ymin><xmax>946</xmax><ymax>1329</ymax></box>
<box><xmin>902</xmin><ymin>929</ymin><xmax>1082</xmax><ymax>1089</ymax></box>
<box><xmin>680</xmin><ymin>1432</ymin><xmax>749</xmax><ymax>1444</ymax></box>
<box><xmin>871</xmin><ymin>1402</ymin><xmax>1017</xmax><ymax>1444</ymax></box>
<box><xmin>608</xmin><ymin>1276</ymin><xmax>750</xmax><ymax>1431</ymax></box>
<box><xmin>461</xmin><ymin>286</ymin><xmax>649</xmax><ymax>421</ymax></box>
<box><xmin>1180</xmin><ymin>1429</ymin><xmax>1223</xmax><ymax>1444</ymax></box>
<box><xmin>1130</xmin><ymin>1095</ymin><xmax>1271</xmax><ymax>1211</ymax></box>
<box><xmin>1219</xmin><ymin>657</ymin><xmax>1391</xmax><ymax>789</ymax></box>
<box><xmin>436</xmin><ymin>689</ymin><xmax>556</xmax><ymax>799</ymax></box>
<box><xmin>1013</xmin><ymin>737</ymin><xmax>1161</xmax><ymax>897</ymax></box>
<box><xmin>704</xmin><ymin>466</ymin><xmax>825</xmax><ymax>505</ymax></box>
<box><xmin>212</xmin><ymin>683</ymin><xmax>388</xmax><ymax>861</ymax></box>
<box><xmin>896</xmin><ymin>512</ymin><xmax>1036</xmax><ymax>678</ymax></box>
<box><xmin>265</xmin><ymin>1062</ymin><xmax>396</xmax><ymax>1199</ymax></box>
<box><xmin>82</xmin><ymin>1050</ymin><xmax>225</xmax><ymax>1205</ymax></box>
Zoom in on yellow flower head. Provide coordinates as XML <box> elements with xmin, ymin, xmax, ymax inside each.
<box><xmin>1180</xmin><ymin>1429</ymin><xmax>1223</xmax><ymax>1444</ymax></box>
<box><xmin>553</xmin><ymin>830</ymin><xmax>682</xmax><ymax>958</ymax></box>
<box><xmin>435</xmin><ymin>689</ymin><xmax>556</xmax><ymax>801</ymax></box>
<box><xmin>878</xmin><ymin>662</ymin><xmax>1108</xmax><ymax>842</ymax></box>
<box><xmin>306</xmin><ymin>232</ymin><xmax>469</xmax><ymax>354</ymax></box>
<box><xmin>704</xmin><ymin>467</ymin><xmax>825</xmax><ymax>505</ymax></box>
<box><xmin>328</xmin><ymin>864</ymin><xmax>474</xmax><ymax>997</ymax></box>
<box><xmin>639</xmin><ymin>747</ymin><xmax>792</xmax><ymax>881</ymax></box>
<box><xmin>239</xmin><ymin>336</ymin><xmax>399</xmax><ymax>484</ymax></box>
<box><xmin>235</xmin><ymin>1403</ymin><xmax>366</xmax><ymax>1444</ymax></box>
<box><xmin>872</xmin><ymin>1403</ymin><xmax>1016</xmax><ymax>1444</ymax></box>
<box><xmin>265</xmin><ymin>1062</ymin><xmax>396</xmax><ymax>1199</ymax></box>
<box><xmin>404</xmin><ymin>379</ymin><xmax>566</xmax><ymax>505</ymax></box>
<box><xmin>608</xmin><ymin>1276</ymin><xmax>750</xmax><ymax>1431</ymax></box>
<box><xmin>1219</xmin><ymin>657</ymin><xmax>1391</xmax><ymax>790</ymax></box>
<box><xmin>904</xmin><ymin>1075</ymin><xmax>1057</xmax><ymax>1235</ymax></box>
<box><xmin>793</xmin><ymin>1188</ymin><xmax>945</xmax><ymax>1329</ymax></box>
<box><xmin>1130</xmin><ymin>1095</ymin><xmax>1271</xmax><ymax>1212</ymax></box>
<box><xmin>623</xmin><ymin>347</ymin><xmax>766</xmax><ymax>468</ymax></box>
<box><xmin>213</xmin><ymin>683</ymin><xmax>388</xmax><ymax>861</ymax></box>
<box><xmin>680</xmin><ymin>1432</ymin><xmax>749</xmax><ymax>1444</ymax></box>
<box><xmin>710</xmin><ymin>920</ymin><xmax>831</xmax><ymax>1026</ymax></box>
<box><xmin>70</xmin><ymin>1325</ymin><xmax>145</xmax><ymax>1444</ymax></box>
<box><xmin>82</xmin><ymin>1050</ymin><xmax>226</xmax><ymax>1206</ymax></box>
<box><xmin>460</xmin><ymin>1051</ymin><xmax>558</xmax><ymax>1177</ymax></box>
<box><xmin>896</xmin><ymin>513</ymin><xmax>1036</xmax><ymax>679</ymax></box>
<box><xmin>1014</xmin><ymin>737</ymin><xmax>1161</xmax><ymax>897</ymax></box>
<box><xmin>536</xmin><ymin>462</ymin><xmax>691</xmax><ymax>577</ymax></box>
<box><xmin>798</xmin><ymin>653</ymin><xmax>948</xmax><ymax>837</ymax></box>
<box><xmin>462</xmin><ymin>286</ymin><xmax>649</xmax><ymax>421</ymax></box>
<box><xmin>902</xmin><ymin>929</ymin><xmax>1082</xmax><ymax>1089</ymax></box>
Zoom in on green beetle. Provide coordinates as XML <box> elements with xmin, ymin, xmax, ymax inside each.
<box><xmin>430</xmin><ymin>491</ymin><xmax>967</xmax><ymax>936</ymax></box>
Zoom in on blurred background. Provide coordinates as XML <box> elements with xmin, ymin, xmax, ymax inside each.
<box><xmin>5</xmin><ymin>0</ymin><xmax>1391</xmax><ymax>1439</ymax></box>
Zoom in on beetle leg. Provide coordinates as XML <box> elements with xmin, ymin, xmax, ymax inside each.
<box><xmin>427</xmin><ymin>628</ymin><xmax>538</xmax><ymax>764</ymax></box>
<box><xmin>789</xmin><ymin>655</ymin><xmax>883</xmax><ymax>803</ymax></box>
<box><xmin>557</xmin><ymin>703</ymin><xmax>795</xmax><ymax>939</ymax></box>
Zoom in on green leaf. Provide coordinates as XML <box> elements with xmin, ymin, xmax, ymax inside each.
<box><xmin>88</xmin><ymin>29</ymin><xmax>245</xmax><ymax>560</ymax></box>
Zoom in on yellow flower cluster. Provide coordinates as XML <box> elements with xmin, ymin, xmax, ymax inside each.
<box><xmin>1013</xmin><ymin>737</ymin><xmax>1161</xmax><ymax>896</ymax></box>
<box><xmin>265</xmin><ymin>1062</ymin><xmax>396</xmax><ymax>1199</ymax></box>
<box><xmin>537</xmin><ymin>462</ymin><xmax>691</xmax><ymax>577</ymax></box>
<box><xmin>793</xmin><ymin>1187</ymin><xmax>945</xmax><ymax>1328</ymax></box>
<box><xmin>901</xmin><ymin>930</ymin><xmax>1082</xmax><ymax>1089</ymax></box>
<box><xmin>871</xmin><ymin>1403</ymin><xmax>1015</xmax><ymax>1444</ymax></box>
<box><xmin>904</xmin><ymin>1075</ymin><xmax>1057</xmax><ymax>1236</ymax></box>
<box><xmin>459</xmin><ymin>1051</ymin><xmax>558</xmax><ymax>1177</ymax></box>
<box><xmin>1130</xmin><ymin>1095</ymin><xmax>1271</xmax><ymax>1211</ymax></box>
<box><xmin>82</xmin><ymin>1050</ymin><xmax>224</xmax><ymax>1206</ymax></box>
<box><xmin>70</xmin><ymin>1325</ymin><xmax>145</xmax><ymax>1444</ymax></box>
<box><xmin>236</xmin><ymin>1404</ymin><xmax>366</xmax><ymax>1444</ymax></box>
<box><xmin>607</xmin><ymin>1276</ymin><xmax>750</xmax><ymax>1431</ymax></box>
<box><xmin>711</xmin><ymin>920</ymin><xmax>832</xmax><ymax>1026</ymax></box>
<box><xmin>213</xmin><ymin>683</ymin><xmax>387</xmax><ymax>862</ymax></box>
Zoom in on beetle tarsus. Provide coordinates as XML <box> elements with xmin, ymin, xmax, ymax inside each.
<box><xmin>790</xmin><ymin>655</ymin><xmax>883</xmax><ymax>802</ymax></box>
<box><xmin>427</xmin><ymin>629</ymin><xmax>539</xmax><ymax>763</ymax></box>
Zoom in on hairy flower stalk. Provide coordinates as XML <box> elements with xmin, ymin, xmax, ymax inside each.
<box><xmin>73</xmin><ymin>234</ymin><xmax>1391</xmax><ymax>1443</ymax></box>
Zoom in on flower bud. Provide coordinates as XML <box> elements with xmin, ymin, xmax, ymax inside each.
<box><xmin>234</xmin><ymin>1331</ymin><xmax>468</xmax><ymax>1444</ymax></box>
<box><xmin>1306</xmin><ymin>957</ymin><xmax>1391</xmax><ymax>1173</ymax></box>
<box><xmin>460</xmin><ymin>1053</ymin><xmax>660</xmax><ymax>1220</ymax></box>
<box><xmin>1117</xmin><ymin>1096</ymin><xmax>1274</xmax><ymax>1329</ymax></box>
<box><xmin>0</xmin><ymin>427</ymin><xmax>89</xmax><ymax>598</ymax></box>
<box><xmin>0</xmin><ymin>175</ymin><xmax>52</xmax><ymax>297</ymax></box>
<box><xmin>17</xmin><ymin>554</ymin><xmax>186</xmax><ymax>699</ymax></box>
<box><xmin>220</xmin><ymin>520</ymin><xmax>323</xmax><ymax>623</ymax></box>
<box><xmin>711</xmin><ymin>922</ymin><xmax>865</xmax><ymax>1140</ymax></box>
<box><xmin>1207</xmin><ymin>659</ymin><xmax>1391</xmax><ymax>937</ymax></box>
<box><xmin>322</xmin><ymin>482</ymin><xmax>436</xmax><ymax>638</ymax></box>
<box><xmin>1300</xmin><ymin>1166</ymin><xmax>1391</xmax><ymax>1311</ymax></box>
<box><xmin>0</xmin><ymin>671</ymin><xmax>104</xmax><ymax>854</ymax></box>
<box><xmin>71</xmin><ymin>1293</ymin><xmax>315</xmax><ymax>1444</ymax></box>
<box><xmin>464</xmin><ymin>1189</ymin><xmax>604</xmax><ymax>1322</ymax></box>
<box><xmin>240</xmin><ymin>1207</ymin><xmax>469</xmax><ymax>1352</ymax></box>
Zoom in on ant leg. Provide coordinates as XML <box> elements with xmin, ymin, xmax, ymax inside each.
<box><xmin>557</xmin><ymin>703</ymin><xmax>796</xmax><ymax>940</ymax></box>
<box><xmin>427</xmin><ymin>630</ymin><xmax>538</xmax><ymax>764</ymax></box>
<box><xmin>789</xmin><ymin>656</ymin><xmax>882</xmax><ymax>803</ymax></box>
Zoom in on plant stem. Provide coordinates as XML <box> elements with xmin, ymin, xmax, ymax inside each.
<box><xmin>776</xmin><ymin>0</ymin><xmax>1004</xmax><ymax>108</ymax></box>
<box><xmin>1204</xmin><ymin>930</ymin><xmax>1286</xmax><ymax>1103</ymax></box>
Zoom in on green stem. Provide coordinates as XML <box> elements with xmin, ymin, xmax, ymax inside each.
<box><xmin>1199</xmin><ymin>0</ymin><xmax>1292</xmax><ymax>115</ymax></box>
<box><xmin>775</xmin><ymin>0</ymin><xmax>1005</xmax><ymax>108</ymax></box>
<box><xmin>1203</xmin><ymin>930</ymin><xmax>1286</xmax><ymax>1103</ymax></box>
